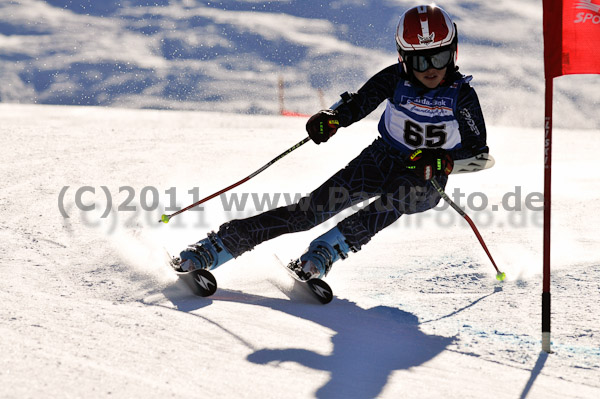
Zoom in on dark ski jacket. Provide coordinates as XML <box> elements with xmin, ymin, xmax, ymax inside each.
<box><xmin>335</xmin><ymin>63</ymin><xmax>488</xmax><ymax>161</ymax></box>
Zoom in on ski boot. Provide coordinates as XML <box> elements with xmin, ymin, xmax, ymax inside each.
<box><xmin>289</xmin><ymin>227</ymin><xmax>352</xmax><ymax>281</ymax></box>
<box><xmin>175</xmin><ymin>232</ymin><xmax>234</xmax><ymax>272</ymax></box>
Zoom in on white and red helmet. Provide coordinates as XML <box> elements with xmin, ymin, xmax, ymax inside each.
<box><xmin>395</xmin><ymin>5</ymin><xmax>458</xmax><ymax>73</ymax></box>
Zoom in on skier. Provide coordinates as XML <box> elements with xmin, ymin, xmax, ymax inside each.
<box><xmin>174</xmin><ymin>4</ymin><xmax>489</xmax><ymax>281</ymax></box>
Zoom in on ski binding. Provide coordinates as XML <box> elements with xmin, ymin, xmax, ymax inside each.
<box><xmin>168</xmin><ymin>253</ymin><xmax>218</xmax><ymax>297</ymax></box>
<box><xmin>275</xmin><ymin>255</ymin><xmax>334</xmax><ymax>304</ymax></box>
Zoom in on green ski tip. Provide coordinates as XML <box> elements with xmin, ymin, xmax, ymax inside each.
<box><xmin>160</xmin><ymin>214</ymin><xmax>170</xmax><ymax>223</ymax></box>
<box><xmin>496</xmin><ymin>271</ymin><xmax>506</xmax><ymax>281</ymax></box>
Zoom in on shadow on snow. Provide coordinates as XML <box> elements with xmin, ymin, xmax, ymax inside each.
<box><xmin>162</xmin><ymin>284</ymin><xmax>454</xmax><ymax>399</ymax></box>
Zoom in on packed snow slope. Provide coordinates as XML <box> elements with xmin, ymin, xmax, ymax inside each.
<box><xmin>0</xmin><ymin>0</ymin><xmax>599</xmax><ymax>128</ymax></box>
<box><xmin>1</xmin><ymin>103</ymin><xmax>599</xmax><ymax>398</ymax></box>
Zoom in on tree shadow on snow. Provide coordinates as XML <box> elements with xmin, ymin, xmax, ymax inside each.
<box><xmin>164</xmin><ymin>282</ymin><xmax>455</xmax><ymax>399</ymax></box>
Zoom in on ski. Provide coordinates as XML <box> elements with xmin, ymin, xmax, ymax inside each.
<box><xmin>176</xmin><ymin>268</ymin><xmax>218</xmax><ymax>297</ymax></box>
<box><xmin>164</xmin><ymin>250</ymin><xmax>332</xmax><ymax>302</ymax></box>
<box><xmin>165</xmin><ymin>251</ymin><xmax>218</xmax><ymax>297</ymax></box>
<box><xmin>274</xmin><ymin>255</ymin><xmax>334</xmax><ymax>304</ymax></box>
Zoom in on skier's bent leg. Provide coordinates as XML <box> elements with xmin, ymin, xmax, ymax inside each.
<box><xmin>294</xmin><ymin>174</ymin><xmax>446</xmax><ymax>278</ymax></box>
<box><xmin>177</xmin><ymin>196</ymin><xmax>343</xmax><ymax>272</ymax></box>
<box><xmin>212</xmin><ymin>179</ymin><xmax>369</xmax><ymax>259</ymax></box>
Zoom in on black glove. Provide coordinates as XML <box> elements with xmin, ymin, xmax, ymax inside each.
<box><xmin>306</xmin><ymin>109</ymin><xmax>340</xmax><ymax>144</ymax></box>
<box><xmin>406</xmin><ymin>149</ymin><xmax>454</xmax><ymax>180</ymax></box>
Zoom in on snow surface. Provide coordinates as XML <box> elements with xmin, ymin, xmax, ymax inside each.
<box><xmin>1</xmin><ymin>103</ymin><xmax>599</xmax><ymax>398</ymax></box>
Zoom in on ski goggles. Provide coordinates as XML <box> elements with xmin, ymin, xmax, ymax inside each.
<box><xmin>406</xmin><ymin>49</ymin><xmax>453</xmax><ymax>72</ymax></box>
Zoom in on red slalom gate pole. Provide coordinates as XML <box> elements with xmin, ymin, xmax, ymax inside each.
<box><xmin>430</xmin><ymin>178</ymin><xmax>505</xmax><ymax>281</ymax></box>
<box><xmin>159</xmin><ymin>137</ymin><xmax>311</xmax><ymax>223</ymax></box>
<box><xmin>542</xmin><ymin>77</ymin><xmax>553</xmax><ymax>353</ymax></box>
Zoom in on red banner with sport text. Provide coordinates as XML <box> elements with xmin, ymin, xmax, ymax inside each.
<box><xmin>544</xmin><ymin>0</ymin><xmax>600</xmax><ymax>78</ymax></box>
<box><xmin>542</xmin><ymin>0</ymin><xmax>600</xmax><ymax>354</ymax></box>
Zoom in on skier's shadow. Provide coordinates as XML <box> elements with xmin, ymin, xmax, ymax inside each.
<box><xmin>166</xmin><ymin>284</ymin><xmax>455</xmax><ymax>399</ymax></box>
<box><xmin>251</xmin><ymin>299</ymin><xmax>454</xmax><ymax>398</ymax></box>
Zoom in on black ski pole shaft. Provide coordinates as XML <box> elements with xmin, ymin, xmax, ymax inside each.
<box><xmin>430</xmin><ymin>178</ymin><xmax>505</xmax><ymax>281</ymax></box>
<box><xmin>160</xmin><ymin>137</ymin><xmax>311</xmax><ymax>223</ymax></box>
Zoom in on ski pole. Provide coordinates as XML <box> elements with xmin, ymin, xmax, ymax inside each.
<box><xmin>160</xmin><ymin>137</ymin><xmax>311</xmax><ymax>223</ymax></box>
<box><xmin>430</xmin><ymin>178</ymin><xmax>506</xmax><ymax>281</ymax></box>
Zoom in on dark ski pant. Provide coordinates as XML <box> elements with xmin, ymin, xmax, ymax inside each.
<box><xmin>217</xmin><ymin>138</ymin><xmax>446</xmax><ymax>258</ymax></box>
